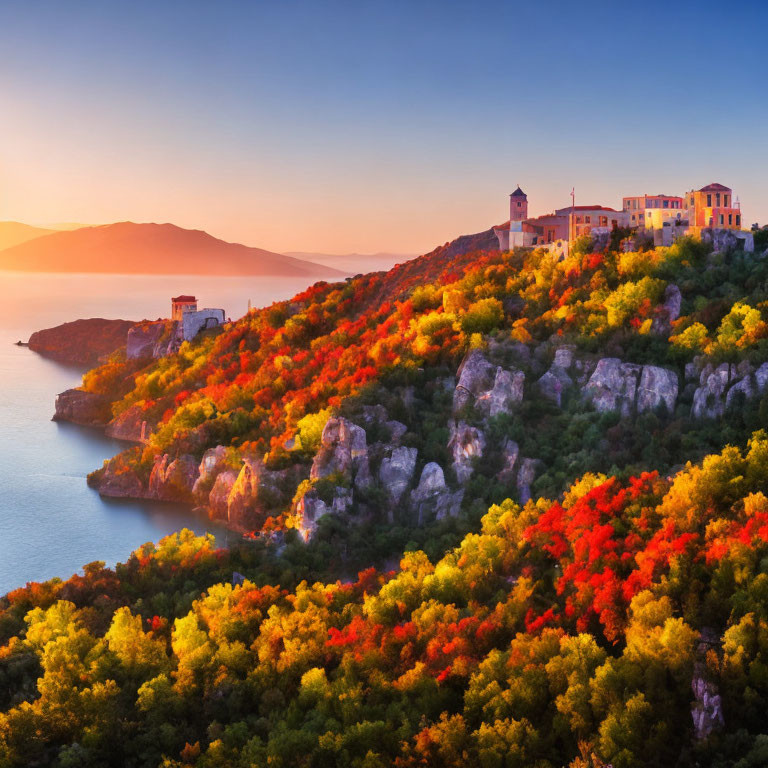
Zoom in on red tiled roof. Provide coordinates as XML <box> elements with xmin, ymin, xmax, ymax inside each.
<box><xmin>699</xmin><ymin>182</ymin><xmax>731</xmax><ymax>192</ymax></box>
<box><xmin>172</xmin><ymin>295</ymin><xmax>197</xmax><ymax>303</ymax></box>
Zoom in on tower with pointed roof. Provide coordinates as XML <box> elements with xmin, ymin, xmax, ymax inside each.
<box><xmin>509</xmin><ymin>186</ymin><xmax>528</xmax><ymax>223</ymax></box>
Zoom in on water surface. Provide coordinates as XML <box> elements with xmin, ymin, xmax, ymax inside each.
<box><xmin>0</xmin><ymin>272</ymin><xmax>339</xmax><ymax>594</ymax></box>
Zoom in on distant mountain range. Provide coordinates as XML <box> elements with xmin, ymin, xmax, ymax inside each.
<box><xmin>0</xmin><ymin>222</ymin><xmax>56</xmax><ymax>251</ymax></box>
<box><xmin>0</xmin><ymin>221</ymin><xmax>346</xmax><ymax>277</ymax></box>
<box><xmin>285</xmin><ymin>251</ymin><xmax>416</xmax><ymax>273</ymax></box>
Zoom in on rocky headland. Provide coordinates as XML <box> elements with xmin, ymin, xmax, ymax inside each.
<box><xmin>28</xmin><ymin>317</ymin><xmax>138</xmax><ymax>366</ymax></box>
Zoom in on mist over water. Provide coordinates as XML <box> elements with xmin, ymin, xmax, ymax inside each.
<box><xmin>0</xmin><ymin>272</ymin><xmax>339</xmax><ymax>595</ymax></box>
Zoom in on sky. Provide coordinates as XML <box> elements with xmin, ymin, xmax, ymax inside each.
<box><xmin>1</xmin><ymin>0</ymin><xmax>766</xmax><ymax>255</ymax></box>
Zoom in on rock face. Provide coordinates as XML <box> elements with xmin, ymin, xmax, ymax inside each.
<box><xmin>498</xmin><ymin>439</ymin><xmax>520</xmax><ymax>484</ymax></box>
<box><xmin>296</xmin><ymin>487</ymin><xmax>353</xmax><ymax>540</ymax></box>
<box><xmin>311</xmin><ymin>417</ymin><xmax>371</xmax><ymax>491</ymax></box>
<box><xmin>409</xmin><ymin>463</ymin><xmax>464</xmax><ymax>525</ymax></box>
<box><xmin>449</xmin><ymin>421</ymin><xmax>486</xmax><ymax>484</ymax></box>
<box><xmin>584</xmin><ymin>359</ymin><xmax>642</xmax><ymax>417</ymax></box>
<box><xmin>584</xmin><ymin>359</ymin><xmax>678</xmax><ymax>416</ymax></box>
<box><xmin>636</xmin><ymin>365</ymin><xmax>678</xmax><ymax>414</ymax></box>
<box><xmin>53</xmin><ymin>389</ymin><xmax>112</xmax><ymax>427</ymax></box>
<box><xmin>691</xmin><ymin>629</ymin><xmax>724</xmax><ymax>740</ymax></box>
<box><xmin>148</xmin><ymin>454</ymin><xmax>198</xmax><ymax>502</ymax></box>
<box><xmin>105</xmin><ymin>405</ymin><xmax>152</xmax><ymax>442</ymax></box>
<box><xmin>126</xmin><ymin>320</ymin><xmax>178</xmax><ymax>360</ymax></box>
<box><xmin>291</xmin><ymin>417</ymin><xmax>374</xmax><ymax>537</ymax></box>
<box><xmin>693</xmin><ymin>363</ymin><xmax>735</xmax><ymax>419</ymax></box>
<box><xmin>453</xmin><ymin>349</ymin><xmax>523</xmax><ymax>416</ymax></box>
<box><xmin>90</xmin><ymin>458</ymin><xmax>145</xmax><ymax>498</ymax></box>
<box><xmin>516</xmin><ymin>458</ymin><xmax>540</xmax><ymax>505</ymax></box>
<box><xmin>701</xmin><ymin>227</ymin><xmax>755</xmax><ymax>254</ymax></box>
<box><xmin>692</xmin><ymin>361</ymin><xmax>768</xmax><ymax>419</ymax></box>
<box><xmin>192</xmin><ymin>446</ymin><xmax>229</xmax><ymax>501</ymax></box>
<box><xmin>537</xmin><ymin>347</ymin><xmax>576</xmax><ymax>407</ymax></box>
<box><xmin>453</xmin><ymin>350</ymin><xmax>496</xmax><ymax>412</ymax></box>
<box><xmin>379</xmin><ymin>447</ymin><xmax>418</xmax><ymax>508</ymax></box>
<box><xmin>227</xmin><ymin>457</ymin><xmax>288</xmax><ymax>530</ymax></box>
<box><xmin>476</xmin><ymin>367</ymin><xmax>525</xmax><ymax>417</ymax></box>
<box><xmin>208</xmin><ymin>470</ymin><xmax>238</xmax><ymax>519</ymax></box>
<box><xmin>28</xmin><ymin>318</ymin><xmax>137</xmax><ymax>366</ymax></box>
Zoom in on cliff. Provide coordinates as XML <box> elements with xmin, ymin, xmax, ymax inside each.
<box><xmin>28</xmin><ymin>318</ymin><xmax>138</xmax><ymax>366</ymax></box>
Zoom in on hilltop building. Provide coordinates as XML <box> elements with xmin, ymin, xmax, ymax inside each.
<box><xmin>686</xmin><ymin>183</ymin><xmax>741</xmax><ymax>231</ymax></box>
<box><xmin>171</xmin><ymin>295</ymin><xmax>226</xmax><ymax>342</ymax></box>
<box><xmin>494</xmin><ymin>181</ymin><xmax>753</xmax><ymax>253</ymax></box>
<box><xmin>171</xmin><ymin>295</ymin><xmax>198</xmax><ymax>321</ymax></box>
<box><xmin>622</xmin><ymin>194</ymin><xmax>685</xmax><ymax>229</ymax></box>
<box><xmin>493</xmin><ymin>188</ymin><xmax>628</xmax><ymax>252</ymax></box>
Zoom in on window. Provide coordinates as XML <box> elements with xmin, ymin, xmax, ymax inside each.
<box><xmin>585</xmin><ymin>216</ymin><xmax>591</xmax><ymax>223</ymax></box>
<box><xmin>707</xmin><ymin>194</ymin><xmax>712</xmax><ymax>206</ymax></box>
<box><xmin>664</xmin><ymin>200</ymin><xmax>669</xmax><ymax>208</ymax></box>
<box><xmin>736</xmin><ymin>215</ymin><xmax>741</xmax><ymax>226</ymax></box>
<box><xmin>724</xmin><ymin>195</ymin><xmax>729</xmax><ymax>206</ymax></box>
<box><xmin>716</xmin><ymin>193</ymin><xmax>721</xmax><ymax>207</ymax></box>
<box><xmin>729</xmin><ymin>214</ymin><xmax>733</xmax><ymax>225</ymax></box>
<box><xmin>720</xmin><ymin>214</ymin><xmax>724</xmax><ymax>226</ymax></box>
<box><xmin>517</xmin><ymin>202</ymin><xmax>522</xmax><ymax>207</ymax></box>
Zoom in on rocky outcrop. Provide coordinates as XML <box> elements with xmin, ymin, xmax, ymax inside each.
<box><xmin>701</xmin><ymin>227</ymin><xmax>755</xmax><ymax>254</ymax></box>
<box><xmin>537</xmin><ymin>347</ymin><xmax>576</xmax><ymax>407</ymax></box>
<box><xmin>148</xmin><ymin>454</ymin><xmax>198</xmax><ymax>502</ymax></box>
<box><xmin>584</xmin><ymin>359</ymin><xmax>642</xmax><ymax>417</ymax></box>
<box><xmin>89</xmin><ymin>457</ymin><xmax>145</xmax><ymax>498</ymax></box>
<box><xmin>126</xmin><ymin>320</ymin><xmax>178</xmax><ymax>360</ymax></box>
<box><xmin>28</xmin><ymin>318</ymin><xmax>137</xmax><ymax>366</ymax></box>
<box><xmin>192</xmin><ymin>446</ymin><xmax>229</xmax><ymax>500</ymax></box>
<box><xmin>498</xmin><ymin>439</ymin><xmax>520</xmax><ymax>484</ymax></box>
<box><xmin>637</xmin><ymin>365</ymin><xmax>678</xmax><ymax>414</ymax></box>
<box><xmin>208</xmin><ymin>470</ymin><xmax>238</xmax><ymax>519</ymax></box>
<box><xmin>476</xmin><ymin>367</ymin><xmax>525</xmax><ymax>417</ymax></box>
<box><xmin>692</xmin><ymin>361</ymin><xmax>768</xmax><ymax>418</ymax></box>
<box><xmin>379</xmin><ymin>447</ymin><xmax>418</xmax><ymax>509</ymax></box>
<box><xmin>226</xmin><ymin>457</ymin><xmax>289</xmax><ymax>530</ymax></box>
<box><xmin>453</xmin><ymin>349</ymin><xmax>524</xmax><ymax>416</ymax></box>
<box><xmin>584</xmin><ymin>359</ymin><xmax>678</xmax><ymax>416</ymax></box>
<box><xmin>692</xmin><ymin>363</ymin><xmax>735</xmax><ymax>419</ymax></box>
<box><xmin>53</xmin><ymin>388</ymin><xmax>112</xmax><ymax>427</ymax></box>
<box><xmin>105</xmin><ymin>405</ymin><xmax>153</xmax><ymax>442</ymax></box>
<box><xmin>296</xmin><ymin>487</ymin><xmax>354</xmax><ymax>540</ymax></box>
<box><xmin>516</xmin><ymin>458</ymin><xmax>540</xmax><ymax>505</ymax></box>
<box><xmin>449</xmin><ymin>421</ymin><xmax>486</xmax><ymax>484</ymax></box>
<box><xmin>691</xmin><ymin>628</ymin><xmax>724</xmax><ymax>740</ymax></box>
<box><xmin>454</xmin><ymin>350</ymin><xmax>496</xmax><ymax>412</ymax></box>
<box><xmin>409</xmin><ymin>463</ymin><xmax>464</xmax><ymax>525</ymax></box>
<box><xmin>311</xmin><ymin>417</ymin><xmax>372</xmax><ymax>491</ymax></box>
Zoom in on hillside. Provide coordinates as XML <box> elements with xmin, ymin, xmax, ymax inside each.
<box><xmin>285</xmin><ymin>250</ymin><xmax>417</xmax><ymax>274</ymax></box>
<box><xmin>0</xmin><ymin>221</ymin><xmax>346</xmax><ymax>277</ymax></box>
<box><xmin>6</xmin><ymin>230</ymin><xmax>768</xmax><ymax>765</ymax></box>
<box><xmin>28</xmin><ymin>317</ymin><xmax>138</xmax><ymax>366</ymax></box>
<box><xmin>0</xmin><ymin>221</ymin><xmax>55</xmax><ymax>251</ymax></box>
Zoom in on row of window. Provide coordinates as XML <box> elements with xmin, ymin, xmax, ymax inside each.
<box><xmin>710</xmin><ymin>213</ymin><xmax>741</xmax><ymax>227</ymax></box>
<box><xmin>624</xmin><ymin>198</ymin><xmax>682</xmax><ymax>211</ymax></box>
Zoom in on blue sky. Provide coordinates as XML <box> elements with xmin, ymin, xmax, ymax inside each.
<box><xmin>1</xmin><ymin>0</ymin><xmax>766</xmax><ymax>253</ymax></box>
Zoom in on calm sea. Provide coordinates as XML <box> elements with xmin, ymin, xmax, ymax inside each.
<box><xmin>0</xmin><ymin>272</ymin><xmax>340</xmax><ymax>595</ymax></box>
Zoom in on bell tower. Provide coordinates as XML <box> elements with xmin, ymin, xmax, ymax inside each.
<box><xmin>509</xmin><ymin>185</ymin><xmax>528</xmax><ymax>222</ymax></box>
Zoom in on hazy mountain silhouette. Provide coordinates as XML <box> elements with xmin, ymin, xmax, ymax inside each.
<box><xmin>0</xmin><ymin>222</ymin><xmax>345</xmax><ymax>277</ymax></box>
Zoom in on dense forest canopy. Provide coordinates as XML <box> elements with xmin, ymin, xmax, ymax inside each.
<box><xmin>5</xmin><ymin>232</ymin><xmax>768</xmax><ymax>766</ymax></box>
